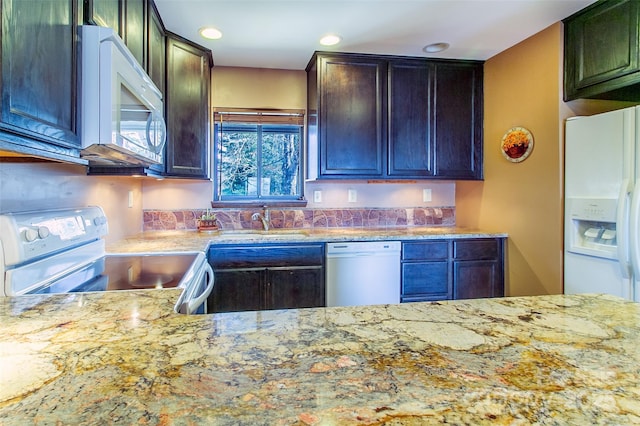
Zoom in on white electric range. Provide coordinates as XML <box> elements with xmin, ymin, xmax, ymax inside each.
<box><xmin>0</xmin><ymin>206</ymin><xmax>213</xmax><ymax>314</ymax></box>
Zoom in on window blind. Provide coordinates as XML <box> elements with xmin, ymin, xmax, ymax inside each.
<box><xmin>213</xmin><ymin>108</ymin><xmax>304</xmax><ymax>125</ymax></box>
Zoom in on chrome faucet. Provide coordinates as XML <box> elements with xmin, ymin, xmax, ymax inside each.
<box><xmin>251</xmin><ymin>207</ymin><xmax>270</xmax><ymax>231</ymax></box>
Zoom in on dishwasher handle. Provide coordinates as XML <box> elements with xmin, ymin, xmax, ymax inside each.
<box><xmin>326</xmin><ymin>241</ymin><xmax>401</xmax><ymax>256</ymax></box>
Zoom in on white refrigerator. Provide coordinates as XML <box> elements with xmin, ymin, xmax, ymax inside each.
<box><xmin>564</xmin><ymin>106</ymin><xmax>640</xmax><ymax>302</ymax></box>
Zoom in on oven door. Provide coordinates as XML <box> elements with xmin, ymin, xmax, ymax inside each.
<box><xmin>174</xmin><ymin>254</ymin><xmax>214</xmax><ymax>315</ymax></box>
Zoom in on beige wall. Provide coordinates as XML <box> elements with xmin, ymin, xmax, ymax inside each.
<box><xmin>211</xmin><ymin>67</ymin><xmax>307</xmax><ymax>109</ymax></box>
<box><xmin>457</xmin><ymin>24</ymin><xmax>564</xmax><ymax>296</ymax></box>
<box><xmin>457</xmin><ymin>23</ymin><xmax>635</xmax><ymax>297</ymax></box>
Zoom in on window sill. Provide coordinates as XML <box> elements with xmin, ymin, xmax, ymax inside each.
<box><xmin>210</xmin><ymin>199</ymin><xmax>308</xmax><ymax>208</ymax></box>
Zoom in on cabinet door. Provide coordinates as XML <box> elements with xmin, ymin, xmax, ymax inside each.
<box><xmin>0</xmin><ymin>0</ymin><xmax>80</xmax><ymax>150</ymax></box>
<box><xmin>401</xmin><ymin>261</ymin><xmax>449</xmax><ymax>302</ymax></box>
<box><xmin>453</xmin><ymin>260</ymin><xmax>501</xmax><ymax>300</ymax></box>
<box><xmin>165</xmin><ymin>33</ymin><xmax>211</xmax><ymax>178</ymax></box>
<box><xmin>84</xmin><ymin>0</ymin><xmax>145</xmax><ymax>69</ymax></box>
<box><xmin>452</xmin><ymin>239</ymin><xmax>504</xmax><ymax>299</ymax></box>
<box><xmin>122</xmin><ymin>0</ymin><xmax>146</xmax><ymax>67</ymax></box>
<box><xmin>388</xmin><ymin>60</ymin><xmax>433</xmax><ymax>177</ymax></box>
<box><xmin>319</xmin><ymin>55</ymin><xmax>386</xmax><ymax>177</ymax></box>
<box><xmin>432</xmin><ymin>62</ymin><xmax>483</xmax><ymax>180</ymax></box>
<box><xmin>564</xmin><ymin>0</ymin><xmax>640</xmax><ymax>100</ymax></box>
<box><xmin>268</xmin><ymin>267</ymin><xmax>325</xmax><ymax>310</ymax></box>
<box><xmin>83</xmin><ymin>0</ymin><xmax>120</xmax><ymax>31</ymax></box>
<box><xmin>208</xmin><ymin>269</ymin><xmax>264</xmax><ymax>313</ymax></box>
<box><xmin>147</xmin><ymin>1</ymin><xmax>165</xmax><ymax>95</ymax></box>
<box><xmin>401</xmin><ymin>241</ymin><xmax>450</xmax><ymax>302</ymax></box>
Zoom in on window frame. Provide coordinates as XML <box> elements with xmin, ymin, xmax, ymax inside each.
<box><xmin>211</xmin><ymin>109</ymin><xmax>306</xmax><ymax>207</ymax></box>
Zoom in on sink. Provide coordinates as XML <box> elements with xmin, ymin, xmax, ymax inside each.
<box><xmin>218</xmin><ymin>230</ymin><xmax>310</xmax><ymax>239</ymax></box>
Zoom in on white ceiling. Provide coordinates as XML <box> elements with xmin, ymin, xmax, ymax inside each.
<box><xmin>154</xmin><ymin>0</ymin><xmax>596</xmax><ymax>70</ymax></box>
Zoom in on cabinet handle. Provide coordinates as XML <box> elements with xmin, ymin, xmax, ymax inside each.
<box><xmin>267</xmin><ymin>265</ymin><xmax>323</xmax><ymax>271</ymax></box>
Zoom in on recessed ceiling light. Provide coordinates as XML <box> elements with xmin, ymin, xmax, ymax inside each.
<box><xmin>199</xmin><ymin>27</ymin><xmax>222</xmax><ymax>40</ymax></box>
<box><xmin>320</xmin><ymin>34</ymin><xmax>341</xmax><ymax>46</ymax></box>
<box><xmin>423</xmin><ymin>42</ymin><xmax>450</xmax><ymax>53</ymax></box>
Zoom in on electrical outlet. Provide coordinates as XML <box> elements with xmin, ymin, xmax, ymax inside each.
<box><xmin>314</xmin><ymin>190</ymin><xmax>322</xmax><ymax>203</ymax></box>
<box><xmin>128</xmin><ymin>190</ymin><xmax>134</xmax><ymax>208</ymax></box>
<box><xmin>422</xmin><ymin>188</ymin><xmax>432</xmax><ymax>202</ymax></box>
<box><xmin>348</xmin><ymin>189</ymin><xmax>357</xmax><ymax>203</ymax></box>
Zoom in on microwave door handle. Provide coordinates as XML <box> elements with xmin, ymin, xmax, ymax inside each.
<box><xmin>184</xmin><ymin>263</ymin><xmax>214</xmax><ymax>315</ymax></box>
<box><xmin>146</xmin><ymin>113</ymin><xmax>167</xmax><ymax>154</ymax></box>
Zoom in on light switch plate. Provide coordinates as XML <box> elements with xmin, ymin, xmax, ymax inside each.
<box><xmin>423</xmin><ymin>188</ymin><xmax>432</xmax><ymax>202</ymax></box>
<box><xmin>314</xmin><ymin>190</ymin><xmax>322</xmax><ymax>203</ymax></box>
<box><xmin>348</xmin><ymin>189</ymin><xmax>357</xmax><ymax>203</ymax></box>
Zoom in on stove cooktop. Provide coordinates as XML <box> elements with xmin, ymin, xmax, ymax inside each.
<box><xmin>33</xmin><ymin>253</ymin><xmax>199</xmax><ymax>294</ymax></box>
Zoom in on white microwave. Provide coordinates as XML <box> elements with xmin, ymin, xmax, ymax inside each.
<box><xmin>79</xmin><ymin>25</ymin><xmax>166</xmax><ymax>166</ymax></box>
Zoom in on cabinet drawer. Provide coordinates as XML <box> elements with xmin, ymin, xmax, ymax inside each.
<box><xmin>402</xmin><ymin>241</ymin><xmax>448</xmax><ymax>261</ymax></box>
<box><xmin>209</xmin><ymin>244</ymin><xmax>324</xmax><ymax>268</ymax></box>
<box><xmin>453</xmin><ymin>239</ymin><xmax>499</xmax><ymax>261</ymax></box>
<box><xmin>402</xmin><ymin>262</ymin><xmax>449</xmax><ymax>296</ymax></box>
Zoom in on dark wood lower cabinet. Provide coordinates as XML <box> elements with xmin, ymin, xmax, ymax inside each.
<box><xmin>453</xmin><ymin>260</ymin><xmax>502</xmax><ymax>299</ymax></box>
<box><xmin>209</xmin><ymin>269</ymin><xmax>263</xmax><ymax>313</ymax></box>
<box><xmin>401</xmin><ymin>241</ymin><xmax>450</xmax><ymax>302</ymax></box>
<box><xmin>207</xmin><ymin>243</ymin><xmax>325</xmax><ymax>313</ymax></box>
<box><xmin>401</xmin><ymin>238</ymin><xmax>504</xmax><ymax>303</ymax></box>
<box><xmin>453</xmin><ymin>238</ymin><xmax>504</xmax><ymax>300</ymax></box>
<box><xmin>209</xmin><ymin>238</ymin><xmax>503</xmax><ymax>313</ymax></box>
<box><xmin>268</xmin><ymin>267</ymin><xmax>325</xmax><ymax>310</ymax></box>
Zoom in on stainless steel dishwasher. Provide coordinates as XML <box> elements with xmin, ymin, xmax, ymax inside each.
<box><xmin>326</xmin><ymin>241</ymin><xmax>401</xmax><ymax>307</ymax></box>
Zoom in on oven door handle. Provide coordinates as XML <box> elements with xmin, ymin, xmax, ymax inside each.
<box><xmin>182</xmin><ymin>262</ymin><xmax>214</xmax><ymax>315</ymax></box>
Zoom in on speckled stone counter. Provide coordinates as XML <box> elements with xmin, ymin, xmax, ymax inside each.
<box><xmin>1</xmin><ymin>292</ymin><xmax>639</xmax><ymax>424</ymax></box>
<box><xmin>107</xmin><ymin>227</ymin><xmax>507</xmax><ymax>253</ymax></box>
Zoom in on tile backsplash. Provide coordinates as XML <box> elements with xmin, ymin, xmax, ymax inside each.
<box><xmin>143</xmin><ymin>207</ymin><xmax>455</xmax><ymax>231</ymax></box>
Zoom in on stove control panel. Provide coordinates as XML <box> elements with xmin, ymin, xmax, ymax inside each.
<box><xmin>0</xmin><ymin>206</ymin><xmax>108</xmax><ymax>267</ymax></box>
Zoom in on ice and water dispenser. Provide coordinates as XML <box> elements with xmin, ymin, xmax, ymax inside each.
<box><xmin>565</xmin><ymin>198</ymin><xmax>619</xmax><ymax>259</ymax></box>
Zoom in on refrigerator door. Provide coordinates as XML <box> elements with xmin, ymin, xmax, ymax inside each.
<box><xmin>631</xmin><ymin>108</ymin><xmax>640</xmax><ymax>301</ymax></box>
<box><xmin>565</xmin><ymin>108</ymin><xmax>632</xmax><ymax>198</ymax></box>
<box><xmin>631</xmin><ymin>180</ymin><xmax>640</xmax><ymax>302</ymax></box>
<box><xmin>564</xmin><ymin>107</ymin><xmax>635</xmax><ymax>300</ymax></box>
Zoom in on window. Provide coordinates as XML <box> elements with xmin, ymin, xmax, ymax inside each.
<box><xmin>213</xmin><ymin>109</ymin><xmax>304</xmax><ymax>204</ymax></box>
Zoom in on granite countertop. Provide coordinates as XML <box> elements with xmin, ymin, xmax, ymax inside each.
<box><xmin>2</xmin><ymin>292</ymin><xmax>639</xmax><ymax>424</ymax></box>
<box><xmin>106</xmin><ymin>227</ymin><xmax>507</xmax><ymax>253</ymax></box>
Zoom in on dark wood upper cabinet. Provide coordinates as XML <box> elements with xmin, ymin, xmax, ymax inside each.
<box><xmin>317</xmin><ymin>55</ymin><xmax>387</xmax><ymax>177</ymax></box>
<box><xmin>121</xmin><ymin>0</ymin><xmax>146</xmax><ymax>67</ymax></box>
<box><xmin>165</xmin><ymin>32</ymin><xmax>212</xmax><ymax>178</ymax></box>
<box><xmin>147</xmin><ymin>0</ymin><xmax>165</xmax><ymax>95</ymax></box>
<box><xmin>84</xmin><ymin>0</ymin><xmax>145</xmax><ymax>67</ymax></box>
<box><xmin>0</xmin><ymin>0</ymin><xmax>82</xmax><ymax>160</ymax></box>
<box><xmin>432</xmin><ymin>62</ymin><xmax>483</xmax><ymax>179</ymax></box>
<box><xmin>83</xmin><ymin>0</ymin><xmax>120</xmax><ymax>32</ymax></box>
<box><xmin>307</xmin><ymin>52</ymin><xmax>483</xmax><ymax>180</ymax></box>
<box><xmin>564</xmin><ymin>0</ymin><xmax>640</xmax><ymax>101</ymax></box>
<box><xmin>388</xmin><ymin>60</ymin><xmax>433</xmax><ymax>177</ymax></box>
<box><xmin>83</xmin><ymin>2</ymin><xmax>213</xmax><ymax>178</ymax></box>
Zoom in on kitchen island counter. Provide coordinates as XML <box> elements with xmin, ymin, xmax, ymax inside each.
<box><xmin>106</xmin><ymin>226</ymin><xmax>507</xmax><ymax>253</ymax></box>
<box><xmin>1</xmin><ymin>292</ymin><xmax>639</xmax><ymax>424</ymax></box>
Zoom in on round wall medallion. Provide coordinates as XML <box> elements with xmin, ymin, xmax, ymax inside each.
<box><xmin>500</xmin><ymin>126</ymin><xmax>534</xmax><ymax>163</ymax></box>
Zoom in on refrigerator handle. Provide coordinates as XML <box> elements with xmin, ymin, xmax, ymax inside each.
<box><xmin>630</xmin><ymin>181</ymin><xmax>640</xmax><ymax>284</ymax></box>
<box><xmin>617</xmin><ymin>179</ymin><xmax>632</xmax><ymax>279</ymax></box>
